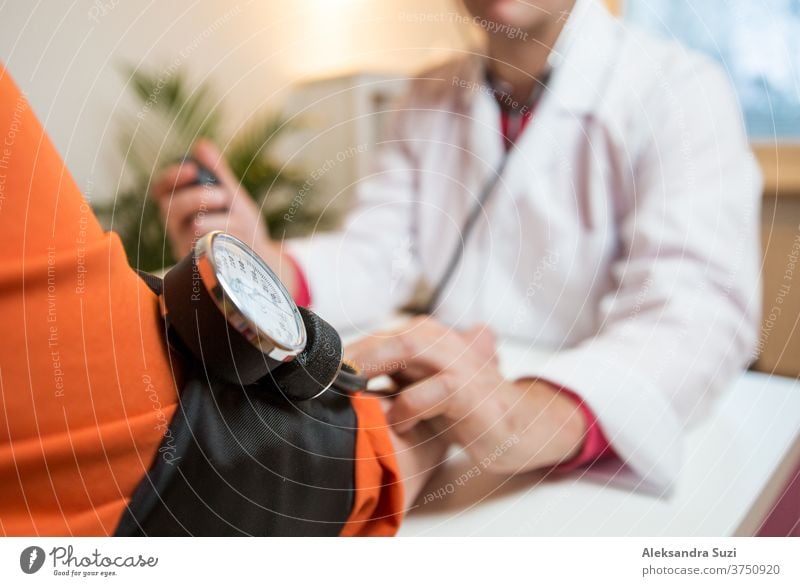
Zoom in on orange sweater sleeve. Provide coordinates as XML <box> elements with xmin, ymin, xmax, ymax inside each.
<box><xmin>0</xmin><ymin>65</ymin><xmax>180</xmax><ymax>536</ymax></box>
<box><xmin>341</xmin><ymin>394</ymin><xmax>404</xmax><ymax>536</ymax></box>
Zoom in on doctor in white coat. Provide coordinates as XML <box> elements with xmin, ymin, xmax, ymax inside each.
<box><xmin>153</xmin><ymin>0</ymin><xmax>762</xmax><ymax>491</ymax></box>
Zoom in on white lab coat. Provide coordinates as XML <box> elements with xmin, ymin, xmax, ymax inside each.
<box><xmin>288</xmin><ymin>0</ymin><xmax>762</xmax><ymax>491</ymax></box>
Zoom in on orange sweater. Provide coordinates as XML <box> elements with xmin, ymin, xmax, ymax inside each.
<box><xmin>0</xmin><ymin>65</ymin><xmax>401</xmax><ymax>536</ymax></box>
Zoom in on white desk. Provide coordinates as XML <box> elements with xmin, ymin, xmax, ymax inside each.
<box><xmin>392</xmin><ymin>342</ymin><xmax>800</xmax><ymax>536</ymax></box>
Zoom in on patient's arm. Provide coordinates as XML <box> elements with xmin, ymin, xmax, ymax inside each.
<box><xmin>0</xmin><ymin>64</ymin><xmax>181</xmax><ymax>536</ymax></box>
<box><xmin>387</xmin><ymin>410</ymin><xmax>450</xmax><ymax>509</ymax></box>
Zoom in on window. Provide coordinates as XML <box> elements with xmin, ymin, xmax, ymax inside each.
<box><xmin>624</xmin><ymin>0</ymin><xmax>800</xmax><ymax>140</ymax></box>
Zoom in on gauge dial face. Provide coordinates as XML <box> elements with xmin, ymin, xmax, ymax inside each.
<box><xmin>211</xmin><ymin>233</ymin><xmax>305</xmax><ymax>354</ymax></box>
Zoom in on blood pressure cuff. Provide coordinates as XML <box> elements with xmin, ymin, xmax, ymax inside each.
<box><xmin>115</xmin><ymin>274</ymin><xmax>402</xmax><ymax>536</ymax></box>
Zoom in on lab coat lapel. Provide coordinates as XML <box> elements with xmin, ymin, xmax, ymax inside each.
<box><xmin>547</xmin><ymin>0</ymin><xmax>620</xmax><ymax>116</ymax></box>
<box><xmin>460</xmin><ymin>58</ymin><xmax>505</xmax><ymax>197</ymax></box>
<box><xmin>501</xmin><ymin>0</ymin><xmax>621</xmax><ymax>208</ymax></box>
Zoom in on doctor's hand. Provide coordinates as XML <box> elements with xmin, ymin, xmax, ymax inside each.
<box><xmin>347</xmin><ymin>317</ymin><xmax>588</xmax><ymax>473</ymax></box>
<box><xmin>150</xmin><ymin>140</ymin><xmax>300</xmax><ymax>294</ymax></box>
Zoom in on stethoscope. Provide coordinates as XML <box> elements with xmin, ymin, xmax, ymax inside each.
<box><xmin>419</xmin><ymin>66</ymin><xmax>552</xmax><ymax>314</ymax></box>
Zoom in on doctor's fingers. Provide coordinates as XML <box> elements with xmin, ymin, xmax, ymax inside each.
<box><xmin>347</xmin><ymin>335</ymin><xmax>406</xmax><ymax>376</ymax></box>
<box><xmin>395</xmin><ymin>317</ymin><xmax>496</xmax><ymax>370</ymax></box>
<box><xmin>458</xmin><ymin>324</ymin><xmax>498</xmax><ymax>364</ymax></box>
<box><xmin>160</xmin><ymin>187</ymin><xmax>232</xmax><ymax>240</ymax></box>
<box><xmin>160</xmin><ymin>185</ymin><xmax>232</xmax><ymax>222</ymax></box>
<box><xmin>387</xmin><ymin>371</ymin><xmax>465</xmax><ymax>434</ymax></box>
<box><xmin>151</xmin><ymin>161</ymin><xmax>201</xmax><ymax>200</ymax></box>
<box><xmin>191</xmin><ymin>139</ymin><xmax>243</xmax><ymax>195</ymax></box>
<box><xmin>348</xmin><ymin>326</ymin><xmax>469</xmax><ymax>378</ymax></box>
<box><xmin>388</xmin><ymin>363</ymin><xmax>434</xmax><ymax>389</ymax></box>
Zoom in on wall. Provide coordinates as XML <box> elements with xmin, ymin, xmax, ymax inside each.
<box><xmin>0</xmin><ymin>0</ymin><xmax>469</xmax><ymax>201</ymax></box>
